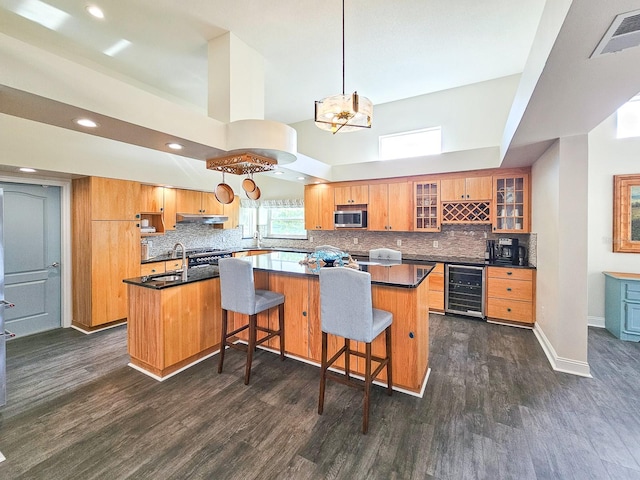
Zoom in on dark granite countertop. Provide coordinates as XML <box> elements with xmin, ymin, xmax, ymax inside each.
<box><xmin>127</xmin><ymin>252</ymin><xmax>434</xmax><ymax>290</ymax></box>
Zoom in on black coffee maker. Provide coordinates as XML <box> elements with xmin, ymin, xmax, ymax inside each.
<box><xmin>495</xmin><ymin>237</ymin><xmax>519</xmax><ymax>265</ymax></box>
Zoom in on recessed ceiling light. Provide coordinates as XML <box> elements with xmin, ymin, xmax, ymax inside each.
<box><xmin>274</xmin><ymin>171</ymin><xmax>284</xmax><ymax>175</ymax></box>
<box><xmin>19</xmin><ymin>167</ymin><xmax>37</xmax><ymax>173</ymax></box>
<box><xmin>86</xmin><ymin>5</ymin><xmax>104</xmax><ymax>19</ymax></box>
<box><xmin>297</xmin><ymin>176</ymin><xmax>305</xmax><ymax>180</ymax></box>
<box><xmin>166</xmin><ymin>143</ymin><xmax>183</xmax><ymax>150</ymax></box>
<box><xmin>75</xmin><ymin>118</ymin><xmax>98</xmax><ymax>128</ymax></box>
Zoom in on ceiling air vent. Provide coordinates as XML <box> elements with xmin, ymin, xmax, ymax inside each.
<box><xmin>592</xmin><ymin>9</ymin><xmax>640</xmax><ymax>57</ymax></box>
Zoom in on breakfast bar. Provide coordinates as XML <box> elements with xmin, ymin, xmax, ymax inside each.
<box><xmin>124</xmin><ymin>252</ymin><xmax>434</xmax><ymax>395</ymax></box>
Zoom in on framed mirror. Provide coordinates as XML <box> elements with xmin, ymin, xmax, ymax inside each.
<box><xmin>613</xmin><ymin>174</ymin><xmax>640</xmax><ymax>253</ymax></box>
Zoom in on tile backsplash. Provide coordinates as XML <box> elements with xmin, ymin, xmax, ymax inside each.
<box><xmin>145</xmin><ymin>223</ymin><xmax>536</xmax><ymax>267</ymax></box>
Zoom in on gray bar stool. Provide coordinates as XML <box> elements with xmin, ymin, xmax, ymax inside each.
<box><xmin>369</xmin><ymin>248</ymin><xmax>402</xmax><ymax>261</ymax></box>
<box><xmin>217</xmin><ymin>257</ymin><xmax>285</xmax><ymax>385</ymax></box>
<box><xmin>318</xmin><ymin>267</ymin><xmax>393</xmax><ymax>434</ymax></box>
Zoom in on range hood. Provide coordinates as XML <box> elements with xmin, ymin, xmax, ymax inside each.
<box><xmin>176</xmin><ymin>213</ymin><xmax>229</xmax><ymax>224</ymax></box>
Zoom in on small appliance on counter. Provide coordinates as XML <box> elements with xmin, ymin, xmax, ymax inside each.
<box><xmin>494</xmin><ymin>237</ymin><xmax>519</xmax><ymax>266</ymax></box>
<box><xmin>517</xmin><ymin>245</ymin><xmax>528</xmax><ymax>266</ymax></box>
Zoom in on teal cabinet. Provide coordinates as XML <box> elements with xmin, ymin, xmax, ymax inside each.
<box><xmin>604</xmin><ymin>272</ymin><xmax>640</xmax><ymax>342</ymax></box>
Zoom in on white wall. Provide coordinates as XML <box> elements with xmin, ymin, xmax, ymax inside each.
<box><xmin>293</xmin><ymin>75</ymin><xmax>521</xmax><ymax>175</ymax></box>
<box><xmin>587</xmin><ymin>113</ymin><xmax>640</xmax><ymax>324</ymax></box>
<box><xmin>531</xmin><ymin>135</ymin><xmax>590</xmax><ymax>377</ymax></box>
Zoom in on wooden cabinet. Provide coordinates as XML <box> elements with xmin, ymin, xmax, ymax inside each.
<box><xmin>427</xmin><ymin>263</ymin><xmax>445</xmax><ymax>312</ymax></box>
<box><xmin>334</xmin><ymin>185</ymin><xmax>368</xmax><ymax>205</ymax></box>
<box><xmin>368</xmin><ymin>182</ymin><xmax>412</xmax><ymax>231</ymax></box>
<box><xmin>440</xmin><ymin>176</ymin><xmax>492</xmax><ymax>202</ymax></box>
<box><xmin>414</xmin><ymin>181</ymin><xmax>440</xmax><ymax>232</ymax></box>
<box><xmin>604</xmin><ymin>272</ymin><xmax>640</xmax><ymax>341</ymax></box>
<box><xmin>72</xmin><ymin>177</ymin><xmax>141</xmax><ymax>330</ymax></box>
<box><xmin>222</xmin><ymin>195</ymin><xmax>240</xmax><ymax>229</ymax></box>
<box><xmin>304</xmin><ymin>184</ymin><xmax>334</xmax><ymax>230</ymax></box>
<box><xmin>176</xmin><ymin>189</ymin><xmax>224</xmax><ymax>215</ymax></box>
<box><xmin>140</xmin><ymin>185</ymin><xmax>177</xmax><ymax>231</ymax></box>
<box><xmin>486</xmin><ymin>267</ymin><xmax>536</xmax><ymax>324</ymax></box>
<box><xmin>77</xmin><ymin>176</ymin><xmax>141</xmax><ymax>220</ymax></box>
<box><xmin>140</xmin><ymin>261</ymin><xmax>165</xmax><ymax>276</ymax></box>
<box><xmin>127</xmin><ymin>278</ymin><xmax>222</xmax><ymax>378</ymax></box>
<box><xmin>492</xmin><ymin>174</ymin><xmax>530</xmax><ymax>233</ymax></box>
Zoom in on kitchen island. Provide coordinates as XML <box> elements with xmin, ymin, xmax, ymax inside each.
<box><xmin>124</xmin><ymin>252</ymin><xmax>434</xmax><ymax>395</ymax></box>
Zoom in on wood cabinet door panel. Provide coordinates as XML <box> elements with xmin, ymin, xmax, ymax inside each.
<box><xmin>140</xmin><ymin>185</ymin><xmax>164</xmax><ymax>213</ymax></box>
<box><xmin>388</xmin><ymin>182</ymin><xmax>412</xmax><ymax>231</ymax></box>
<box><xmin>487</xmin><ymin>298</ymin><xmax>533</xmax><ymax>324</ymax></box>
<box><xmin>176</xmin><ymin>189</ymin><xmax>202</xmax><ymax>214</ymax></box>
<box><xmin>91</xmin><ymin>221</ymin><xmax>140</xmax><ymax>325</ymax></box>
<box><xmin>466</xmin><ymin>176</ymin><xmax>492</xmax><ymax>201</ymax></box>
<box><xmin>163</xmin><ymin>188</ymin><xmax>177</xmax><ymax>230</ymax></box>
<box><xmin>202</xmin><ymin>192</ymin><xmax>224</xmax><ymax>215</ymax></box>
<box><xmin>487</xmin><ymin>278</ymin><xmax>532</xmax><ymax>301</ymax></box>
<box><xmin>334</xmin><ymin>186</ymin><xmax>351</xmax><ymax>205</ymax></box>
<box><xmin>368</xmin><ymin>183</ymin><xmax>389</xmax><ymax>231</ymax></box>
<box><xmin>351</xmin><ymin>185</ymin><xmax>369</xmax><ymax>204</ymax></box>
<box><xmin>90</xmin><ymin>177</ymin><xmax>141</xmax><ymax>220</ymax></box>
<box><xmin>440</xmin><ymin>178</ymin><xmax>466</xmax><ymax>201</ymax></box>
<box><xmin>269</xmin><ymin>274</ymin><xmax>309</xmax><ymax>358</ymax></box>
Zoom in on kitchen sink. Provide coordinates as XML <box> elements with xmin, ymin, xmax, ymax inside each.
<box><xmin>141</xmin><ymin>273</ymin><xmax>184</xmax><ymax>283</ymax></box>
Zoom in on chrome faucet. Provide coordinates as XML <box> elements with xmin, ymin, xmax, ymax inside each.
<box><xmin>172</xmin><ymin>242</ymin><xmax>188</xmax><ymax>281</ymax></box>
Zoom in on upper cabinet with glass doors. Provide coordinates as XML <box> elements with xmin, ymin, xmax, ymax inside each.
<box><xmin>492</xmin><ymin>174</ymin><xmax>530</xmax><ymax>233</ymax></box>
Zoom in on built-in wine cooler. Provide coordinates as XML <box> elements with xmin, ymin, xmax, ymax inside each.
<box><xmin>445</xmin><ymin>265</ymin><xmax>485</xmax><ymax>319</ymax></box>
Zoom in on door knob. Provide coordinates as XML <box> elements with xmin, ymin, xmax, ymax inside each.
<box><xmin>1</xmin><ymin>300</ymin><xmax>15</xmax><ymax>308</ymax></box>
<box><xmin>49</xmin><ymin>262</ymin><xmax>60</xmax><ymax>268</ymax></box>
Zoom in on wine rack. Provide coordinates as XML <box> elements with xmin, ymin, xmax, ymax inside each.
<box><xmin>441</xmin><ymin>202</ymin><xmax>490</xmax><ymax>224</ymax></box>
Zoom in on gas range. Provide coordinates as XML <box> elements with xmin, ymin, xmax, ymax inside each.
<box><xmin>186</xmin><ymin>248</ymin><xmax>233</xmax><ymax>268</ymax></box>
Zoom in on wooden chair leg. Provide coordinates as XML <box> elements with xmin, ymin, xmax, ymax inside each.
<box><xmin>278</xmin><ymin>303</ymin><xmax>285</xmax><ymax>361</ymax></box>
<box><xmin>386</xmin><ymin>325</ymin><xmax>393</xmax><ymax>396</ymax></box>
<box><xmin>318</xmin><ymin>332</ymin><xmax>328</xmax><ymax>415</ymax></box>
<box><xmin>218</xmin><ymin>309</ymin><xmax>228</xmax><ymax>374</ymax></box>
<box><xmin>363</xmin><ymin>342</ymin><xmax>372</xmax><ymax>434</ymax></box>
<box><xmin>245</xmin><ymin>314</ymin><xmax>257</xmax><ymax>385</ymax></box>
<box><xmin>344</xmin><ymin>338</ymin><xmax>351</xmax><ymax>382</ymax></box>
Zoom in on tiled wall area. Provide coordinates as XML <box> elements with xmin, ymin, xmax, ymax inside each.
<box><xmin>146</xmin><ymin>223</ymin><xmax>536</xmax><ymax>267</ymax></box>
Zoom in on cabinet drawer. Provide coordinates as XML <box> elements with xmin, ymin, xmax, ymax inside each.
<box><xmin>432</xmin><ymin>262</ymin><xmax>445</xmax><ymax>275</ymax></box>
<box><xmin>429</xmin><ymin>289</ymin><xmax>445</xmax><ymax>311</ymax></box>
<box><xmin>487</xmin><ymin>298</ymin><xmax>533</xmax><ymax>323</ymax></box>
<box><xmin>487</xmin><ymin>267</ymin><xmax>533</xmax><ymax>282</ymax></box>
<box><xmin>487</xmin><ymin>278</ymin><xmax>532</xmax><ymax>301</ymax></box>
<box><xmin>625</xmin><ymin>283</ymin><xmax>640</xmax><ymax>302</ymax></box>
<box><xmin>165</xmin><ymin>260</ymin><xmax>183</xmax><ymax>271</ymax></box>
<box><xmin>140</xmin><ymin>262</ymin><xmax>165</xmax><ymax>276</ymax></box>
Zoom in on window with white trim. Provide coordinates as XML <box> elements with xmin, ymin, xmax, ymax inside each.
<box><xmin>617</xmin><ymin>95</ymin><xmax>640</xmax><ymax>139</ymax></box>
<box><xmin>240</xmin><ymin>199</ymin><xmax>307</xmax><ymax>239</ymax></box>
<box><xmin>379</xmin><ymin>127</ymin><xmax>442</xmax><ymax>160</ymax></box>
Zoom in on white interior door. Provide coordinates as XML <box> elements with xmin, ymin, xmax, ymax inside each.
<box><xmin>1</xmin><ymin>182</ymin><xmax>61</xmax><ymax>337</ymax></box>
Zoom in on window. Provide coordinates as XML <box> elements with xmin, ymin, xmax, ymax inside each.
<box><xmin>239</xmin><ymin>199</ymin><xmax>307</xmax><ymax>239</ymax></box>
<box><xmin>379</xmin><ymin>127</ymin><xmax>441</xmax><ymax>160</ymax></box>
<box><xmin>617</xmin><ymin>95</ymin><xmax>640</xmax><ymax>138</ymax></box>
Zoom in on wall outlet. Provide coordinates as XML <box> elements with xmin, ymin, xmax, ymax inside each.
<box><xmin>353</xmin><ymin>237</ymin><xmax>358</xmax><ymax>245</ymax></box>
<box><xmin>433</xmin><ymin>240</ymin><xmax>438</xmax><ymax>248</ymax></box>
<box><xmin>309</xmin><ymin>236</ymin><xmax>313</xmax><ymax>243</ymax></box>
<box><xmin>396</xmin><ymin>239</ymin><xmax>402</xmax><ymax>247</ymax></box>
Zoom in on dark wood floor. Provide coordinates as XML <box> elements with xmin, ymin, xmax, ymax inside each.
<box><xmin>1</xmin><ymin>315</ymin><xmax>640</xmax><ymax>479</ymax></box>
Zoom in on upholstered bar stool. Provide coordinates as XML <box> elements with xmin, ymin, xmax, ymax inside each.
<box><xmin>318</xmin><ymin>267</ymin><xmax>393</xmax><ymax>434</ymax></box>
<box><xmin>217</xmin><ymin>257</ymin><xmax>285</xmax><ymax>385</ymax></box>
<box><xmin>369</xmin><ymin>248</ymin><xmax>402</xmax><ymax>261</ymax></box>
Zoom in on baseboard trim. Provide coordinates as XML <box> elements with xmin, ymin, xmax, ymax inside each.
<box><xmin>71</xmin><ymin>321</ymin><xmax>126</xmax><ymax>335</ymax></box>
<box><xmin>588</xmin><ymin>316</ymin><xmax>605</xmax><ymax>328</ymax></box>
<box><xmin>533</xmin><ymin>323</ymin><xmax>592</xmax><ymax>378</ymax></box>
<box><xmin>0</xmin><ymin>451</ymin><xmax>5</xmax><ymax>463</ymax></box>
<box><xmin>128</xmin><ymin>349</ymin><xmax>220</xmax><ymax>381</ymax></box>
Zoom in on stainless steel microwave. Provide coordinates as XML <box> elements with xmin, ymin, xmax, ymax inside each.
<box><xmin>334</xmin><ymin>210</ymin><xmax>367</xmax><ymax>228</ymax></box>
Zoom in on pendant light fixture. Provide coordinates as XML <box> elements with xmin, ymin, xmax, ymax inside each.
<box><xmin>314</xmin><ymin>0</ymin><xmax>373</xmax><ymax>134</ymax></box>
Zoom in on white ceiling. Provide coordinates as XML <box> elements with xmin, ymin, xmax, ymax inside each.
<box><xmin>0</xmin><ymin>0</ymin><xmax>547</xmax><ymax>125</ymax></box>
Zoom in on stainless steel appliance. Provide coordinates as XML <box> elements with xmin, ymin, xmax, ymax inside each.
<box><xmin>334</xmin><ymin>210</ymin><xmax>367</xmax><ymax>228</ymax></box>
<box><xmin>495</xmin><ymin>237</ymin><xmax>519</xmax><ymax>266</ymax></box>
<box><xmin>445</xmin><ymin>264</ymin><xmax>485</xmax><ymax>318</ymax></box>
<box><xmin>518</xmin><ymin>245</ymin><xmax>528</xmax><ymax>266</ymax></box>
<box><xmin>185</xmin><ymin>248</ymin><xmax>233</xmax><ymax>268</ymax></box>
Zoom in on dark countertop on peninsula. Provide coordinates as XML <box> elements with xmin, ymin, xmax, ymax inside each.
<box><xmin>127</xmin><ymin>252</ymin><xmax>434</xmax><ymax>290</ymax></box>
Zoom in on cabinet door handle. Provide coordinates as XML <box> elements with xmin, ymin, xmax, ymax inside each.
<box><xmin>507</xmin><ymin>288</ymin><xmax>512</xmax><ymax>291</ymax></box>
<box><xmin>506</xmin><ymin>271</ymin><xmax>513</xmax><ymax>275</ymax></box>
<box><xmin>507</xmin><ymin>308</ymin><xmax>512</xmax><ymax>312</ymax></box>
